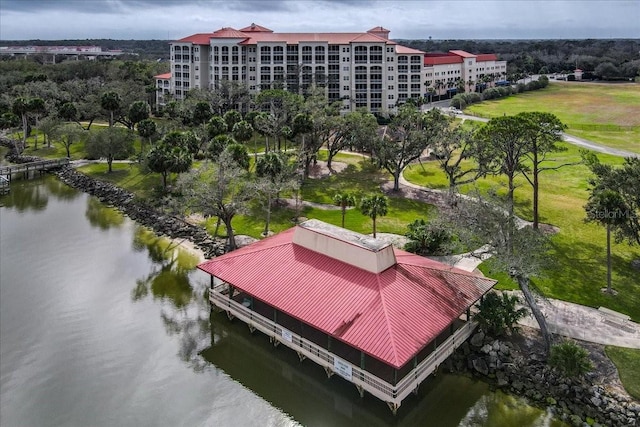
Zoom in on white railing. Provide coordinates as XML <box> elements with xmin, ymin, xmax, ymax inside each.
<box><xmin>209</xmin><ymin>283</ymin><xmax>477</xmax><ymax>407</ymax></box>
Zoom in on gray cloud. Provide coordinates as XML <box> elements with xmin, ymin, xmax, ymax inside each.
<box><xmin>0</xmin><ymin>0</ymin><xmax>638</xmax><ymax>40</ymax></box>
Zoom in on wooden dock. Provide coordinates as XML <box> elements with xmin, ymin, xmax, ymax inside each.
<box><xmin>0</xmin><ymin>158</ymin><xmax>69</xmax><ymax>184</ymax></box>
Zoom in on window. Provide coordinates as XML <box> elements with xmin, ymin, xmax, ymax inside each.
<box><xmin>343</xmin><ymin>85</ymin><xmax>349</xmax><ymax>90</ymax></box>
<box><xmin>302</xmin><ymin>46</ymin><xmax>312</xmax><ymax>63</ymax></box>
<box><xmin>354</xmin><ymin>45</ymin><xmax>367</xmax><ymax>63</ymax></box>
<box><xmin>315</xmin><ymin>46</ymin><xmax>325</xmax><ymax>62</ymax></box>
<box><xmin>273</xmin><ymin>46</ymin><xmax>284</xmax><ymax>64</ymax></box>
<box><xmin>388</xmin><ymin>66</ymin><xmax>394</xmax><ymax>71</ymax></box>
<box><xmin>261</xmin><ymin>46</ymin><xmax>271</xmax><ymax>62</ymax></box>
<box><xmin>370</xmin><ymin>46</ymin><xmax>382</xmax><ymax>63</ymax></box>
<box><xmin>388</xmin><ymin>94</ymin><xmax>394</xmax><ymax>99</ymax></box>
<box><xmin>388</xmin><ymin>85</ymin><xmax>394</xmax><ymax>90</ymax></box>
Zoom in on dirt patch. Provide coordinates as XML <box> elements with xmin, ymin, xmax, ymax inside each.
<box><xmin>308</xmin><ymin>161</ymin><xmax>348</xmax><ymax>179</ymax></box>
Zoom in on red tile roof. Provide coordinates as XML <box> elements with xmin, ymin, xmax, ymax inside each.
<box><xmin>154</xmin><ymin>73</ymin><xmax>171</xmax><ymax>79</ymax></box>
<box><xmin>198</xmin><ymin>225</ymin><xmax>496</xmax><ymax>368</ymax></box>
<box><xmin>368</xmin><ymin>26</ymin><xmax>390</xmax><ymax>33</ymax></box>
<box><xmin>175</xmin><ymin>25</ymin><xmax>401</xmax><ymax>46</ymax></box>
<box><xmin>176</xmin><ymin>33</ymin><xmax>216</xmax><ymax>45</ymax></box>
<box><xmin>449</xmin><ymin>49</ymin><xmax>476</xmax><ymax>58</ymax></box>
<box><xmin>211</xmin><ymin>27</ymin><xmax>250</xmax><ymax>39</ymax></box>
<box><xmin>396</xmin><ymin>45</ymin><xmax>426</xmax><ymax>55</ymax></box>
<box><xmin>239</xmin><ymin>23</ymin><xmax>274</xmax><ymax>33</ymax></box>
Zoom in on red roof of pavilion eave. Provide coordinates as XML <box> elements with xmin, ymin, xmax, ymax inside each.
<box><xmin>198</xmin><ymin>227</ymin><xmax>496</xmax><ymax>369</ymax></box>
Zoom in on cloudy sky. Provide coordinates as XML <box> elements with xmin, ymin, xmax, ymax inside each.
<box><xmin>0</xmin><ymin>0</ymin><xmax>638</xmax><ymax>41</ymax></box>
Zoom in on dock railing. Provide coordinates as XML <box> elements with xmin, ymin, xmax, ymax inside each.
<box><xmin>209</xmin><ymin>282</ymin><xmax>477</xmax><ymax>410</ymax></box>
<box><xmin>0</xmin><ymin>158</ymin><xmax>69</xmax><ymax>179</ymax></box>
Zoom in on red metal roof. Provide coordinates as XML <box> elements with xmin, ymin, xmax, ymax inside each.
<box><xmin>476</xmin><ymin>53</ymin><xmax>498</xmax><ymax>62</ymax></box>
<box><xmin>154</xmin><ymin>73</ymin><xmax>171</xmax><ymax>79</ymax></box>
<box><xmin>198</xmin><ymin>226</ymin><xmax>496</xmax><ymax>368</ymax></box>
<box><xmin>424</xmin><ymin>55</ymin><xmax>463</xmax><ymax>66</ymax></box>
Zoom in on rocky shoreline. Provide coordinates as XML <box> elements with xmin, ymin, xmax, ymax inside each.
<box><xmin>450</xmin><ymin>329</ymin><xmax>639</xmax><ymax>427</ymax></box>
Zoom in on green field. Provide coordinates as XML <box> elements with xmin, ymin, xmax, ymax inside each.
<box><xmin>465</xmin><ymin>82</ymin><xmax>640</xmax><ymax>154</ymax></box>
<box><xmin>404</xmin><ymin>143</ymin><xmax>640</xmax><ymax>321</ymax></box>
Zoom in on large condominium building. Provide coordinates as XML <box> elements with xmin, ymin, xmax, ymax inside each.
<box><xmin>156</xmin><ymin>24</ymin><xmax>507</xmax><ymax>113</ymax></box>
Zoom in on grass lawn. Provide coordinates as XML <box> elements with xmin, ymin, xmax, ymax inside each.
<box><xmin>404</xmin><ymin>143</ymin><xmax>640</xmax><ymax>321</ymax></box>
<box><xmin>77</xmin><ymin>162</ymin><xmax>163</xmax><ymax>200</ymax></box>
<box><xmin>207</xmin><ymin>152</ymin><xmax>437</xmax><ymax>239</ymax></box>
<box><xmin>465</xmin><ymin>82</ymin><xmax>640</xmax><ymax>154</ymax></box>
<box><xmin>604</xmin><ymin>346</ymin><xmax>640</xmax><ymax>400</ymax></box>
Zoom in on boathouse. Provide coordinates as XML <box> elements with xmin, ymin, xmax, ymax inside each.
<box><xmin>198</xmin><ymin>219</ymin><xmax>497</xmax><ymax>414</ymax></box>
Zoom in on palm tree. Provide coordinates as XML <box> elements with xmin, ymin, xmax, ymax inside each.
<box><xmin>333</xmin><ymin>192</ymin><xmax>356</xmax><ymax>228</ymax></box>
<box><xmin>446</xmin><ymin>80</ymin><xmax>455</xmax><ymax>98</ymax></box>
<box><xmin>467</xmin><ymin>78</ymin><xmax>475</xmax><ymax>93</ymax></box>
<box><xmin>360</xmin><ymin>194</ymin><xmax>388</xmax><ymax>238</ymax></box>
<box><xmin>434</xmin><ymin>79</ymin><xmax>444</xmax><ymax>99</ymax></box>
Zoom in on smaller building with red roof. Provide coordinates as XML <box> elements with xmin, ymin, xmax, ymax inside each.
<box><xmin>198</xmin><ymin>219</ymin><xmax>496</xmax><ymax>414</ymax></box>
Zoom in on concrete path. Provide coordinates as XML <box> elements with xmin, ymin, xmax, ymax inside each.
<box><xmin>510</xmin><ymin>291</ymin><xmax>640</xmax><ymax>349</ymax></box>
<box><xmin>455</xmin><ymin>113</ymin><xmax>639</xmax><ymax>158</ymax></box>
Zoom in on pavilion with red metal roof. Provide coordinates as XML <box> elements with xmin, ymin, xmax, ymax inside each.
<box><xmin>198</xmin><ymin>219</ymin><xmax>496</xmax><ymax>413</ymax></box>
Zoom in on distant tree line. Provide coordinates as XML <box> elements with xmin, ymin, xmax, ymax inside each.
<box><xmin>3</xmin><ymin>37</ymin><xmax>638</xmax><ymax>79</ymax></box>
<box><xmin>400</xmin><ymin>38</ymin><xmax>640</xmax><ymax>80</ymax></box>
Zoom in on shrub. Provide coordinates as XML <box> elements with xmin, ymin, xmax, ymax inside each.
<box><xmin>474</xmin><ymin>292</ymin><xmax>528</xmax><ymax>337</ymax></box>
<box><xmin>549</xmin><ymin>341</ymin><xmax>594</xmax><ymax>378</ymax></box>
<box><xmin>450</xmin><ymin>95</ymin><xmax>466</xmax><ymax>109</ymax></box>
<box><xmin>404</xmin><ymin>218</ymin><xmax>453</xmax><ymax>256</ymax></box>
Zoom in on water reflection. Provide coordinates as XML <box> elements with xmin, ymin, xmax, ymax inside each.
<box><xmin>44</xmin><ymin>176</ymin><xmax>81</xmax><ymax>201</ymax></box>
<box><xmin>129</xmin><ymin>225</ymin><xmax>212</xmax><ymax>371</ymax></box>
<box><xmin>85</xmin><ymin>197</ymin><xmax>124</xmax><ymax>229</ymax></box>
<box><xmin>460</xmin><ymin>392</ymin><xmax>561</xmax><ymax>427</ymax></box>
<box><xmin>0</xmin><ymin>177</ymin><xmax>48</xmax><ymax>211</ymax></box>
<box><xmin>200</xmin><ymin>311</ymin><xmax>568</xmax><ymax>427</ymax></box>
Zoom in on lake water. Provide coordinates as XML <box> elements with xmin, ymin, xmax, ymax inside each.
<box><xmin>0</xmin><ymin>175</ymin><xmax>566</xmax><ymax>427</ymax></box>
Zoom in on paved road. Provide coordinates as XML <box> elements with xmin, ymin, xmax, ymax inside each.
<box><xmin>452</xmin><ymin>112</ymin><xmax>639</xmax><ymax>158</ymax></box>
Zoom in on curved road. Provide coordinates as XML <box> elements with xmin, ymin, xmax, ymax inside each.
<box><xmin>455</xmin><ymin>112</ymin><xmax>639</xmax><ymax>158</ymax></box>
